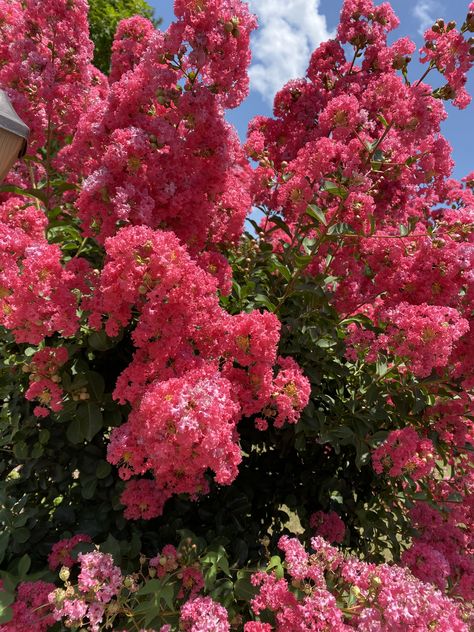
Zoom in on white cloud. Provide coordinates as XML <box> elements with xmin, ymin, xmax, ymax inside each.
<box><xmin>248</xmin><ymin>0</ymin><xmax>333</xmax><ymax>104</ymax></box>
<box><xmin>413</xmin><ymin>0</ymin><xmax>444</xmax><ymax>35</ymax></box>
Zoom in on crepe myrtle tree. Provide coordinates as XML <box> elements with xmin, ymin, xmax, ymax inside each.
<box><xmin>0</xmin><ymin>0</ymin><xmax>473</xmax><ymax>630</ymax></box>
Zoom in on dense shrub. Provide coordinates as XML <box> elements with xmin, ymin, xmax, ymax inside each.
<box><xmin>0</xmin><ymin>0</ymin><xmax>473</xmax><ymax>629</ymax></box>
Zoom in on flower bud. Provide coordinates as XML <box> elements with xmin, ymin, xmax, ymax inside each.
<box><xmin>123</xmin><ymin>575</ymin><xmax>134</xmax><ymax>589</ymax></box>
<box><xmin>466</xmin><ymin>13</ymin><xmax>474</xmax><ymax>32</ymax></box>
<box><xmin>59</xmin><ymin>566</ymin><xmax>70</xmax><ymax>582</ymax></box>
<box><xmin>371</xmin><ymin>575</ymin><xmax>382</xmax><ymax>588</ymax></box>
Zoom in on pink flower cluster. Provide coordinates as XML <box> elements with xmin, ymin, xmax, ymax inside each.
<box><xmin>180</xmin><ymin>596</ymin><xmax>230</xmax><ymax>632</ymax></box>
<box><xmin>24</xmin><ymin>346</ymin><xmax>69</xmax><ymax>418</ymax></box>
<box><xmin>420</xmin><ymin>19</ymin><xmax>473</xmax><ymax>109</ymax></box>
<box><xmin>245</xmin><ymin>536</ymin><xmax>470</xmax><ymax>631</ymax></box>
<box><xmin>0</xmin><ymin>0</ymin><xmax>105</xmax><ymax>153</ymax></box>
<box><xmin>0</xmin><ymin>581</ymin><xmax>55</xmax><ymax>632</ymax></box>
<box><xmin>248</xmin><ymin>0</ymin><xmax>474</xmax><ymax>393</ymax></box>
<box><xmin>59</xmin><ymin>0</ymin><xmax>256</xmax><ymax>251</ymax></box>
<box><xmin>267</xmin><ymin>356</ymin><xmax>311</xmax><ymax>428</ymax></box>
<box><xmin>91</xmin><ymin>226</ymin><xmax>308</xmax><ymax>518</ymax></box>
<box><xmin>310</xmin><ymin>510</ymin><xmax>346</xmax><ymax>544</ymax></box>
<box><xmin>372</xmin><ymin>427</ymin><xmax>436</xmax><ymax>480</ymax></box>
<box><xmin>149</xmin><ymin>544</ymin><xmax>180</xmax><ymax>577</ymax></box>
<box><xmin>337</xmin><ymin>0</ymin><xmax>399</xmax><ymax>49</ymax></box>
<box><xmin>347</xmin><ymin>302</ymin><xmax>469</xmax><ymax>379</ymax></box>
<box><xmin>77</xmin><ymin>551</ymin><xmax>123</xmax><ymax>602</ymax></box>
<box><xmin>0</xmin><ymin>198</ymin><xmax>81</xmax><ymax>344</ymax></box>
<box><xmin>382</xmin><ymin>396</ymin><xmax>474</xmax><ymax>599</ymax></box>
<box><xmin>109</xmin><ymin>16</ymin><xmax>155</xmax><ymax>83</ymax></box>
<box><xmin>404</xmin><ymin>482</ymin><xmax>474</xmax><ymax>601</ymax></box>
<box><xmin>49</xmin><ymin>551</ymin><xmax>123</xmax><ymax>632</ymax></box>
<box><xmin>0</xmin><ymin>0</ymin><xmax>312</xmax><ymax>522</ymax></box>
<box><xmin>48</xmin><ymin>533</ymin><xmax>92</xmax><ymax>571</ymax></box>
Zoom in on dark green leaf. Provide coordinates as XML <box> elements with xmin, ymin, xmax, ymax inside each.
<box><xmin>17</xmin><ymin>554</ymin><xmax>31</xmax><ymax>578</ymax></box>
<box><xmin>327</xmin><ymin>223</ymin><xmax>356</xmax><ymax>236</ymax></box>
<box><xmin>234</xmin><ymin>576</ymin><xmax>259</xmax><ymax>601</ymax></box>
<box><xmin>323</xmin><ymin>181</ymin><xmax>348</xmax><ymax>199</ymax></box>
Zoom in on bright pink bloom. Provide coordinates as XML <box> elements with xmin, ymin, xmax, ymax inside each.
<box><xmin>180</xmin><ymin>596</ymin><xmax>230</xmax><ymax>631</ymax></box>
<box><xmin>48</xmin><ymin>533</ymin><xmax>92</xmax><ymax>571</ymax></box>
<box><xmin>110</xmin><ymin>16</ymin><xmax>155</xmax><ymax>83</ymax></box>
<box><xmin>420</xmin><ymin>24</ymin><xmax>473</xmax><ymax>109</ymax></box>
<box><xmin>372</xmin><ymin>427</ymin><xmax>436</xmax><ymax>479</ymax></box>
<box><xmin>77</xmin><ymin>551</ymin><xmax>122</xmax><ymax>603</ymax></box>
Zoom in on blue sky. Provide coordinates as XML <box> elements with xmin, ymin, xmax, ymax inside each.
<box><xmin>148</xmin><ymin>0</ymin><xmax>473</xmax><ymax>179</ymax></box>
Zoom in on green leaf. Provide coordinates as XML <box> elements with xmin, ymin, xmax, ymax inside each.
<box><xmin>77</xmin><ymin>402</ymin><xmax>103</xmax><ymax>442</ymax></box>
<box><xmin>0</xmin><ymin>591</ymin><xmax>14</xmax><ymax>612</ymax></box>
<box><xmin>254</xmin><ymin>294</ymin><xmax>276</xmax><ymax>312</ymax></box>
<box><xmin>0</xmin><ymin>604</ymin><xmax>15</xmax><ymax>624</ymax></box>
<box><xmin>17</xmin><ymin>554</ymin><xmax>31</xmax><ymax>578</ymax></box>
<box><xmin>215</xmin><ymin>548</ymin><xmax>231</xmax><ymax>577</ymax></box>
<box><xmin>234</xmin><ymin>575</ymin><xmax>259</xmax><ymax>601</ymax></box>
<box><xmin>80</xmin><ymin>477</ymin><xmax>97</xmax><ymax>500</ymax></box>
<box><xmin>136</xmin><ymin>579</ymin><xmax>164</xmax><ymax>596</ymax></box>
<box><xmin>12</xmin><ymin>441</ymin><xmax>28</xmax><ymax>460</ymax></box>
<box><xmin>85</xmin><ymin>371</ymin><xmax>105</xmax><ymax>401</ymax></box>
<box><xmin>205</xmin><ymin>563</ymin><xmax>217</xmax><ymax>588</ymax></box>
<box><xmin>327</xmin><ymin>223</ymin><xmax>356</xmax><ymax>236</ymax></box>
<box><xmin>100</xmin><ymin>534</ymin><xmax>121</xmax><ymax>564</ymax></box>
<box><xmin>48</xmin><ymin>180</ymin><xmax>78</xmax><ymax>193</ymax></box>
<box><xmin>269</xmin><ymin>259</ymin><xmax>292</xmax><ymax>282</ymax></box>
<box><xmin>66</xmin><ymin>403</ymin><xmax>103</xmax><ymax>444</ymax></box>
<box><xmin>38</xmin><ymin>429</ymin><xmax>50</xmax><ymax>444</ymax></box>
<box><xmin>0</xmin><ymin>533</ymin><xmax>9</xmax><ymax>565</ymax></box>
<box><xmin>88</xmin><ymin>330</ymin><xmax>114</xmax><ymax>351</ymax></box>
<box><xmin>323</xmin><ymin>181</ymin><xmax>348</xmax><ymax>199</ymax></box>
<box><xmin>268</xmin><ymin>215</ymin><xmax>292</xmax><ymax>238</ymax></box>
<box><xmin>66</xmin><ymin>418</ymin><xmax>83</xmax><ymax>444</ymax></box>
<box><xmin>160</xmin><ymin>583</ymin><xmax>175</xmax><ymax>610</ymax></box>
<box><xmin>30</xmin><ymin>443</ymin><xmax>44</xmax><ymax>459</ymax></box>
<box><xmin>0</xmin><ymin>184</ymin><xmax>48</xmax><ymax>204</ymax></box>
<box><xmin>372</xmin><ymin>149</ymin><xmax>384</xmax><ymax>163</ymax></box>
<box><xmin>96</xmin><ymin>461</ymin><xmax>112</xmax><ymax>479</ymax></box>
<box><xmin>13</xmin><ymin>528</ymin><xmax>30</xmax><ymax>544</ymax></box>
<box><xmin>294</xmin><ymin>254</ymin><xmax>313</xmax><ymax>268</ymax></box>
<box><xmin>306</xmin><ymin>204</ymin><xmax>327</xmax><ymax>226</ymax></box>
<box><xmin>267</xmin><ymin>555</ymin><xmax>285</xmax><ymax>579</ymax></box>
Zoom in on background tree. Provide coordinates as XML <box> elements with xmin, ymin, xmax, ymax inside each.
<box><xmin>88</xmin><ymin>0</ymin><xmax>160</xmax><ymax>73</ymax></box>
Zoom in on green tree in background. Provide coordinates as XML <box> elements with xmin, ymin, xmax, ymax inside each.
<box><xmin>88</xmin><ymin>0</ymin><xmax>160</xmax><ymax>73</ymax></box>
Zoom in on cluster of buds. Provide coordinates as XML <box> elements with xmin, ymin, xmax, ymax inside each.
<box><xmin>223</xmin><ymin>16</ymin><xmax>240</xmax><ymax>38</ymax></box>
<box><xmin>431</xmin><ymin>18</ymin><xmax>457</xmax><ymax>34</ymax></box>
<box><xmin>22</xmin><ymin>360</ymin><xmax>61</xmax><ymax>384</ymax></box>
